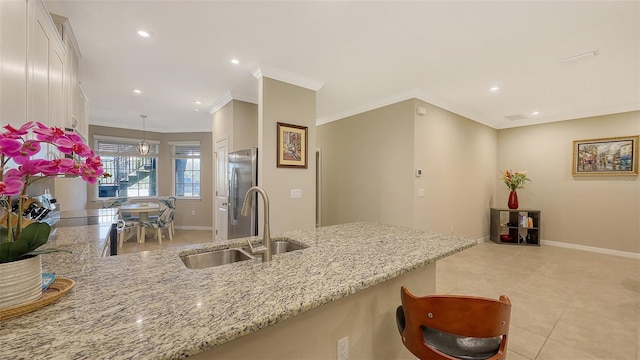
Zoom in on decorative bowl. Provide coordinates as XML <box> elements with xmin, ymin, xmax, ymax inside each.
<box><xmin>500</xmin><ymin>234</ymin><xmax>513</xmax><ymax>242</ymax></box>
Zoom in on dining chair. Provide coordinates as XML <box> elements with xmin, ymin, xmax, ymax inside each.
<box><xmin>139</xmin><ymin>200</ymin><xmax>174</xmax><ymax>243</ymax></box>
<box><xmin>396</xmin><ymin>286</ymin><xmax>511</xmax><ymax>360</ymax></box>
<box><xmin>104</xmin><ymin>198</ymin><xmax>141</xmax><ymax>248</ymax></box>
<box><xmin>158</xmin><ymin>196</ymin><xmax>177</xmax><ymax>236</ymax></box>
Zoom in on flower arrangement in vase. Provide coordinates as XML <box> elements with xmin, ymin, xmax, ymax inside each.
<box><xmin>0</xmin><ymin>122</ymin><xmax>104</xmax><ymax>309</ymax></box>
<box><xmin>500</xmin><ymin>169</ymin><xmax>531</xmax><ymax>209</ymax></box>
<box><xmin>0</xmin><ymin>121</ymin><xmax>105</xmax><ymax>261</ymax></box>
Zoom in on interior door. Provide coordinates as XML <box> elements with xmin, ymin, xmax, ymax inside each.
<box><xmin>215</xmin><ymin>137</ymin><xmax>229</xmax><ymax>241</ymax></box>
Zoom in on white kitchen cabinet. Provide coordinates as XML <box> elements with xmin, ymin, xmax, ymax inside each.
<box><xmin>0</xmin><ymin>0</ymin><xmax>28</xmax><ymax>127</ymax></box>
<box><xmin>77</xmin><ymin>85</ymin><xmax>89</xmax><ymax>138</ymax></box>
<box><xmin>1</xmin><ymin>0</ymin><xmax>85</xmax><ymax>137</ymax></box>
<box><xmin>27</xmin><ymin>0</ymin><xmax>67</xmax><ymax>129</ymax></box>
<box><xmin>51</xmin><ymin>13</ymin><xmax>83</xmax><ymax>135</ymax></box>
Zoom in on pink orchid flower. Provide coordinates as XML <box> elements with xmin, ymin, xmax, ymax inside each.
<box><xmin>52</xmin><ymin>137</ymin><xmax>75</xmax><ymax>155</ymax></box>
<box><xmin>65</xmin><ymin>131</ymin><xmax>84</xmax><ymax>144</ymax></box>
<box><xmin>0</xmin><ymin>178</ymin><xmax>24</xmax><ymax>196</ymax></box>
<box><xmin>85</xmin><ymin>156</ymin><xmax>103</xmax><ymax>170</ymax></box>
<box><xmin>4</xmin><ymin>168</ymin><xmax>23</xmax><ymax>180</ymax></box>
<box><xmin>54</xmin><ymin>136</ymin><xmax>94</xmax><ymax>158</ymax></box>
<box><xmin>79</xmin><ymin>162</ymin><xmax>104</xmax><ymax>184</ymax></box>
<box><xmin>72</xmin><ymin>143</ymin><xmax>94</xmax><ymax>158</ymax></box>
<box><xmin>12</xmin><ymin>140</ymin><xmax>41</xmax><ymax>164</ymax></box>
<box><xmin>33</xmin><ymin>122</ymin><xmax>66</xmax><ymax>143</ymax></box>
<box><xmin>17</xmin><ymin>159</ymin><xmax>49</xmax><ymax>177</ymax></box>
<box><xmin>2</xmin><ymin>122</ymin><xmax>34</xmax><ymax>139</ymax></box>
<box><xmin>38</xmin><ymin>158</ymin><xmax>76</xmax><ymax>176</ymax></box>
<box><xmin>0</xmin><ymin>138</ymin><xmax>23</xmax><ymax>157</ymax></box>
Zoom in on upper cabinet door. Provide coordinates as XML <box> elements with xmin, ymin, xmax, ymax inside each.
<box><xmin>27</xmin><ymin>0</ymin><xmax>66</xmax><ymax>128</ymax></box>
<box><xmin>0</xmin><ymin>0</ymin><xmax>28</xmax><ymax>126</ymax></box>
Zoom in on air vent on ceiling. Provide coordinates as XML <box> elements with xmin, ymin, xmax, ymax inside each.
<box><xmin>505</xmin><ymin>113</ymin><xmax>528</xmax><ymax>121</ymax></box>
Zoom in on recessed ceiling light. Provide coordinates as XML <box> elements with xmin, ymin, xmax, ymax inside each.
<box><xmin>133</xmin><ymin>89</ymin><xmax>142</xmax><ymax>94</ymax></box>
<box><xmin>231</xmin><ymin>59</ymin><xmax>240</xmax><ymax>65</ymax></box>
<box><xmin>137</xmin><ymin>30</ymin><xmax>150</xmax><ymax>38</ymax></box>
<box><xmin>489</xmin><ymin>86</ymin><xmax>500</xmax><ymax>92</ymax></box>
<box><xmin>193</xmin><ymin>100</ymin><xmax>201</xmax><ymax>105</ymax></box>
<box><xmin>195</xmin><ymin>109</ymin><xmax>200</xmax><ymax>112</ymax></box>
<box><xmin>531</xmin><ymin>111</ymin><xmax>540</xmax><ymax>116</ymax></box>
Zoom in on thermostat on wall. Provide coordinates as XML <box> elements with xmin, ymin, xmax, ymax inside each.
<box><xmin>415</xmin><ymin>169</ymin><xmax>422</xmax><ymax>177</ymax></box>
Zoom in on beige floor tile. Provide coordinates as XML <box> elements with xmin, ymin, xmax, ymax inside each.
<box><xmin>507</xmin><ymin>349</ymin><xmax>532</xmax><ymax>360</ymax></box>
<box><xmin>511</xmin><ymin>273</ymin><xmax>580</xmax><ymax>305</ymax></box>
<box><xmin>536</xmin><ymin>339</ymin><xmax>604</xmax><ymax>360</ymax></box>
<box><xmin>507</xmin><ymin>325</ymin><xmax>547</xmax><ymax>359</ymax></box>
<box><xmin>549</xmin><ymin>316</ymin><xmax>636</xmax><ymax>359</ymax></box>
<box><xmin>119</xmin><ymin>229</ymin><xmax>214</xmax><ymax>254</ymax></box>
<box><xmin>507</xmin><ymin>290</ymin><xmax>568</xmax><ymax>338</ymax></box>
<box><xmin>565</xmin><ymin>293</ymin><xmax>639</xmax><ymax>326</ymax></box>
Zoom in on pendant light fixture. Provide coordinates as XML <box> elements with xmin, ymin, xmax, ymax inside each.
<box><xmin>137</xmin><ymin>114</ymin><xmax>150</xmax><ymax>156</ymax></box>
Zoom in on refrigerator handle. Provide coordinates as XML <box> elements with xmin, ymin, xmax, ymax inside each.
<box><xmin>230</xmin><ymin>168</ymin><xmax>239</xmax><ymax>225</ymax></box>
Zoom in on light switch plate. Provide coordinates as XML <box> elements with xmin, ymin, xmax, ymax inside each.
<box><xmin>291</xmin><ymin>189</ymin><xmax>302</xmax><ymax>199</ymax></box>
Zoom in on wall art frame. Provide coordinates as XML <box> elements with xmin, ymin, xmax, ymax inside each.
<box><xmin>572</xmin><ymin>135</ymin><xmax>638</xmax><ymax>176</ymax></box>
<box><xmin>277</xmin><ymin>122</ymin><xmax>308</xmax><ymax>168</ymax></box>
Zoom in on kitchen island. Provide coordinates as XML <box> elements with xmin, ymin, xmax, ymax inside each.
<box><xmin>0</xmin><ymin>221</ymin><xmax>476</xmax><ymax>359</ymax></box>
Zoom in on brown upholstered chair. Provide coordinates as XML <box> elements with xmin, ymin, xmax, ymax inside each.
<box><xmin>396</xmin><ymin>286</ymin><xmax>511</xmax><ymax>360</ymax></box>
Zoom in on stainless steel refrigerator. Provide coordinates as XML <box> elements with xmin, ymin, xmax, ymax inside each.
<box><xmin>227</xmin><ymin>148</ymin><xmax>258</xmax><ymax>239</ymax></box>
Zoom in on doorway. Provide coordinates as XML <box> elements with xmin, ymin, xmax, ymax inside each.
<box><xmin>215</xmin><ymin>136</ymin><xmax>228</xmax><ymax>241</ymax></box>
<box><xmin>316</xmin><ymin>148</ymin><xmax>322</xmax><ymax>228</ymax></box>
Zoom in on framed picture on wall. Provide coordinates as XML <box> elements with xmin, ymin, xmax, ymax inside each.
<box><xmin>572</xmin><ymin>135</ymin><xmax>639</xmax><ymax>176</ymax></box>
<box><xmin>277</xmin><ymin>122</ymin><xmax>308</xmax><ymax>168</ymax></box>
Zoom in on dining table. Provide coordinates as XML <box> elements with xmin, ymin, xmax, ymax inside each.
<box><xmin>119</xmin><ymin>202</ymin><xmax>160</xmax><ymax>222</ymax></box>
<box><xmin>118</xmin><ymin>202</ymin><xmax>160</xmax><ymax>243</ymax></box>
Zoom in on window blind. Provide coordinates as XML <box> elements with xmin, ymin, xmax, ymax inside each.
<box><xmin>170</xmin><ymin>142</ymin><xmax>200</xmax><ymax>158</ymax></box>
<box><xmin>95</xmin><ymin>136</ymin><xmax>159</xmax><ymax>156</ymax></box>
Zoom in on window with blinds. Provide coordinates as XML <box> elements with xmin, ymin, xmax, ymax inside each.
<box><xmin>95</xmin><ymin>136</ymin><xmax>159</xmax><ymax>198</ymax></box>
<box><xmin>170</xmin><ymin>142</ymin><xmax>201</xmax><ymax>198</ymax></box>
<box><xmin>95</xmin><ymin>137</ymin><xmax>160</xmax><ymax>156</ymax></box>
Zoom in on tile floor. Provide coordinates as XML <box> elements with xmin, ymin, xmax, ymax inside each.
<box><xmin>437</xmin><ymin>241</ymin><xmax>640</xmax><ymax>360</ymax></box>
<box><xmin>118</xmin><ymin>229</ymin><xmax>215</xmax><ymax>255</ymax></box>
<box><xmin>119</xmin><ymin>231</ymin><xmax>640</xmax><ymax>360</ymax></box>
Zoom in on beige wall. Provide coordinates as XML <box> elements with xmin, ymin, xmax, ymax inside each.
<box><xmin>212</xmin><ymin>100</ymin><xmax>258</xmax><ymax>153</ymax></box>
<box><xmin>232</xmin><ymin>100</ymin><xmax>258</xmax><ymax>151</ymax></box>
<box><xmin>413</xmin><ymin>100</ymin><xmax>497</xmax><ymax>238</ymax></box>
<box><xmin>258</xmin><ymin>77</ymin><xmax>317</xmax><ymax>234</ymax></box>
<box><xmin>317</xmin><ymin>99</ymin><xmax>497</xmax><ymax>240</ymax></box>
<box><xmin>212</xmin><ymin>101</ymin><xmax>233</xmax><ymax>149</ymax></box>
<box><xmin>497</xmin><ymin>111</ymin><xmax>640</xmax><ymax>253</ymax></box>
<box><xmin>211</xmin><ymin>99</ymin><xmax>259</xmax><ymax>237</ymax></box>
<box><xmin>88</xmin><ymin>125</ymin><xmax>213</xmax><ymax>229</ymax></box>
<box><xmin>317</xmin><ymin>100</ymin><xmax>415</xmax><ymax>228</ymax></box>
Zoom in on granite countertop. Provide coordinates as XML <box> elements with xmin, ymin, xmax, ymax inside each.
<box><xmin>0</xmin><ymin>222</ymin><xmax>476</xmax><ymax>360</ymax></box>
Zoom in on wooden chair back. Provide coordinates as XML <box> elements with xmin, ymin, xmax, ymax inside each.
<box><xmin>399</xmin><ymin>286</ymin><xmax>511</xmax><ymax>360</ymax></box>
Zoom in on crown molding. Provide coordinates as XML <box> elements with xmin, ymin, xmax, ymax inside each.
<box><xmin>207</xmin><ymin>91</ymin><xmax>233</xmax><ymax>115</ymax></box>
<box><xmin>208</xmin><ymin>90</ymin><xmax>258</xmax><ymax>115</ymax></box>
<box><xmin>315</xmin><ymin>88</ymin><xmax>499</xmax><ymax>129</ymax></box>
<box><xmin>251</xmin><ymin>64</ymin><xmax>324</xmax><ymax>91</ymax></box>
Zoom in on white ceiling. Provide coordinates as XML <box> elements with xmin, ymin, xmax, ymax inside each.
<box><xmin>44</xmin><ymin>1</ymin><xmax>640</xmax><ymax>133</ymax></box>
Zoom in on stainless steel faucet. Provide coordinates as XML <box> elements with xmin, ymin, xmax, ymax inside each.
<box><xmin>241</xmin><ymin>186</ymin><xmax>271</xmax><ymax>262</ymax></box>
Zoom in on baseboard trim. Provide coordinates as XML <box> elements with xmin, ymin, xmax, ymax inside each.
<box><xmin>541</xmin><ymin>239</ymin><xmax>640</xmax><ymax>259</ymax></box>
<box><xmin>175</xmin><ymin>226</ymin><xmax>213</xmax><ymax>231</ymax></box>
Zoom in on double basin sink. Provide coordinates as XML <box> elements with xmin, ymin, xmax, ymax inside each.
<box><xmin>180</xmin><ymin>238</ymin><xmax>306</xmax><ymax>270</ymax></box>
